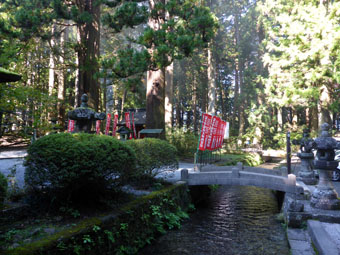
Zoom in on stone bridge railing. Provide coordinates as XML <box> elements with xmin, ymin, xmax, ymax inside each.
<box><xmin>181</xmin><ymin>163</ymin><xmax>304</xmax><ymax>195</ymax></box>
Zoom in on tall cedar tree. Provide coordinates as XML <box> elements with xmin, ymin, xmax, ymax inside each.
<box><xmin>101</xmin><ymin>0</ymin><xmax>219</xmax><ymax>131</ymax></box>
<box><xmin>0</xmin><ymin>0</ymin><xmax>101</xmax><ymax>110</ymax></box>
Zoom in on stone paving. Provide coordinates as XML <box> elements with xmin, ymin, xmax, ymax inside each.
<box><xmin>287</xmin><ymin>228</ymin><xmax>315</xmax><ymax>255</ymax></box>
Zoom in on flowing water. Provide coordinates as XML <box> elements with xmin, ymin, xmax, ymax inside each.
<box><xmin>140</xmin><ymin>186</ymin><xmax>290</xmax><ymax>255</ymax></box>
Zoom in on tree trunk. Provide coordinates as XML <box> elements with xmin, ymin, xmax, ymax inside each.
<box><xmin>310</xmin><ymin>105</ymin><xmax>319</xmax><ymax>132</ymax></box>
<box><xmin>277</xmin><ymin>107</ymin><xmax>283</xmax><ymax>132</ymax></box>
<box><xmin>57</xmin><ymin>28</ymin><xmax>67</xmax><ymax>129</ymax></box>
<box><xmin>176</xmin><ymin>86</ymin><xmax>182</xmax><ymax>128</ymax></box>
<box><xmin>207</xmin><ymin>46</ymin><xmax>216</xmax><ymax>115</ymax></box>
<box><xmin>146</xmin><ymin>68</ymin><xmax>165</xmax><ymax>132</ymax></box>
<box><xmin>231</xmin><ymin>0</ymin><xmax>240</xmax><ymax>132</ymax></box>
<box><xmin>165</xmin><ymin>63</ymin><xmax>173</xmax><ymax>131</ymax></box>
<box><xmin>238</xmin><ymin>62</ymin><xmax>245</xmax><ymax>137</ymax></box>
<box><xmin>146</xmin><ymin>0</ymin><xmax>166</xmax><ymax>136</ymax></box>
<box><xmin>76</xmin><ymin>0</ymin><xmax>100</xmax><ymax>110</ymax></box>
<box><xmin>121</xmin><ymin>88</ymin><xmax>127</xmax><ymax>116</ymax></box>
<box><xmin>192</xmin><ymin>75</ymin><xmax>198</xmax><ymax>133</ymax></box>
<box><xmin>48</xmin><ymin>25</ymin><xmax>56</xmax><ymax>97</ymax></box>
<box><xmin>318</xmin><ymin>85</ymin><xmax>332</xmax><ymax>128</ymax></box>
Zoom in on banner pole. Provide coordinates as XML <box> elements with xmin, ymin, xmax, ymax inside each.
<box><xmin>194</xmin><ymin>112</ymin><xmax>204</xmax><ymax>171</ymax></box>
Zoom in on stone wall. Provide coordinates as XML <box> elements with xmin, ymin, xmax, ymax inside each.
<box><xmin>4</xmin><ymin>182</ymin><xmax>191</xmax><ymax>255</ymax></box>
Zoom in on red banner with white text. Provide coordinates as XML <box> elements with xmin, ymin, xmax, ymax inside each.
<box><xmin>105</xmin><ymin>113</ymin><xmax>111</xmax><ymax>135</ymax></box>
<box><xmin>131</xmin><ymin>112</ymin><xmax>136</xmax><ymax>139</ymax></box>
<box><xmin>112</xmin><ymin>114</ymin><xmax>118</xmax><ymax>137</ymax></box>
<box><xmin>68</xmin><ymin>119</ymin><xmax>75</xmax><ymax>133</ymax></box>
<box><xmin>96</xmin><ymin>120</ymin><xmax>101</xmax><ymax>134</ymax></box>
<box><xmin>199</xmin><ymin>113</ymin><xmax>212</xmax><ymax>151</ymax></box>
<box><xmin>198</xmin><ymin>114</ymin><xmax>227</xmax><ymax>151</ymax></box>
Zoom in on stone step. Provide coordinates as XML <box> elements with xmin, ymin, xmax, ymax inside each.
<box><xmin>308</xmin><ymin>220</ymin><xmax>340</xmax><ymax>255</ymax></box>
<box><xmin>287</xmin><ymin>228</ymin><xmax>316</xmax><ymax>255</ymax></box>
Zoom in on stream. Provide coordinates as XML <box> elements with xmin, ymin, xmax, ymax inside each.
<box><xmin>140</xmin><ymin>186</ymin><xmax>290</xmax><ymax>255</ymax></box>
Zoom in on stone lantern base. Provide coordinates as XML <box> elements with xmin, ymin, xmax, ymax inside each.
<box><xmin>297</xmin><ymin>152</ymin><xmax>317</xmax><ymax>185</ymax></box>
<box><xmin>310</xmin><ymin>169</ymin><xmax>340</xmax><ymax>210</ymax></box>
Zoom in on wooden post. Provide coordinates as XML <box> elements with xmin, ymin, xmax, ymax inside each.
<box><xmin>287</xmin><ymin>131</ymin><xmax>291</xmax><ymax>174</ymax></box>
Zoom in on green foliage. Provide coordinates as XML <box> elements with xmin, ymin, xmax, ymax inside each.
<box><xmin>3</xmin><ymin>183</ymin><xmax>191</xmax><ymax>255</ymax></box>
<box><xmin>126</xmin><ymin>138</ymin><xmax>179</xmax><ymax>180</ymax></box>
<box><xmin>167</xmin><ymin>128</ymin><xmax>199</xmax><ymax>159</ymax></box>
<box><xmin>102</xmin><ymin>0</ymin><xmax>219</xmax><ymax>78</ymax></box>
<box><xmin>24</xmin><ymin>133</ymin><xmax>136</xmax><ymax>207</ymax></box>
<box><xmin>258</xmin><ymin>0</ymin><xmax>340</xmax><ymax>120</ymax></box>
<box><xmin>219</xmin><ymin>153</ymin><xmax>263</xmax><ymax>167</ymax></box>
<box><xmin>0</xmin><ymin>172</ymin><xmax>7</xmax><ymax>208</ymax></box>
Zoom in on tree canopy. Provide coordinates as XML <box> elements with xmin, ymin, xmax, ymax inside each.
<box><xmin>1</xmin><ymin>0</ymin><xmax>340</xmax><ymax>149</ymax></box>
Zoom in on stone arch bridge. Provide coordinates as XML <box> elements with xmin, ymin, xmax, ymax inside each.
<box><xmin>181</xmin><ymin>163</ymin><xmax>304</xmax><ymax>195</ymax></box>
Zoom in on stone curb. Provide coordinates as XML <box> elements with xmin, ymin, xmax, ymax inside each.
<box><xmin>308</xmin><ymin>220</ymin><xmax>339</xmax><ymax>255</ymax></box>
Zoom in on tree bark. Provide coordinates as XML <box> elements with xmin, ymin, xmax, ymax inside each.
<box><xmin>192</xmin><ymin>74</ymin><xmax>198</xmax><ymax>133</ymax></box>
<box><xmin>146</xmin><ymin>68</ymin><xmax>165</xmax><ymax>132</ymax></box>
<box><xmin>165</xmin><ymin>63</ymin><xmax>173</xmax><ymax>130</ymax></box>
<box><xmin>57</xmin><ymin>27</ymin><xmax>67</xmax><ymax>129</ymax></box>
<box><xmin>146</xmin><ymin>0</ymin><xmax>166</xmax><ymax>136</ymax></box>
<box><xmin>48</xmin><ymin>25</ymin><xmax>56</xmax><ymax>97</ymax></box>
<box><xmin>207</xmin><ymin>46</ymin><xmax>216</xmax><ymax>115</ymax></box>
<box><xmin>238</xmin><ymin>62</ymin><xmax>245</xmax><ymax>137</ymax></box>
<box><xmin>231</xmin><ymin>0</ymin><xmax>240</xmax><ymax>132</ymax></box>
<box><xmin>318</xmin><ymin>85</ymin><xmax>332</xmax><ymax>128</ymax></box>
<box><xmin>76</xmin><ymin>0</ymin><xmax>100</xmax><ymax>111</ymax></box>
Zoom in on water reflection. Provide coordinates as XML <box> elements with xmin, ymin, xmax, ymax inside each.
<box><xmin>140</xmin><ymin>186</ymin><xmax>289</xmax><ymax>255</ymax></box>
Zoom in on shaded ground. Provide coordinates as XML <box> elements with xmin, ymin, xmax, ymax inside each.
<box><xmin>0</xmin><ymin>135</ymin><xmax>29</xmax><ymax>152</ymax></box>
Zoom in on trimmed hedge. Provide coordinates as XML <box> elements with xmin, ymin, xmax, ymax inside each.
<box><xmin>24</xmin><ymin>133</ymin><xmax>136</xmax><ymax>206</ymax></box>
<box><xmin>3</xmin><ymin>183</ymin><xmax>191</xmax><ymax>255</ymax></box>
<box><xmin>126</xmin><ymin>138</ymin><xmax>178</xmax><ymax>179</ymax></box>
<box><xmin>0</xmin><ymin>173</ymin><xmax>7</xmax><ymax>208</ymax></box>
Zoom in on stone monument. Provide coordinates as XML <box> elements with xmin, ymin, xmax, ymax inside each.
<box><xmin>292</xmin><ymin>129</ymin><xmax>317</xmax><ymax>185</ymax></box>
<box><xmin>67</xmin><ymin>94</ymin><xmax>106</xmax><ymax>133</ymax></box>
<box><xmin>310</xmin><ymin>123</ymin><xmax>340</xmax><ymax>210</ymax></box>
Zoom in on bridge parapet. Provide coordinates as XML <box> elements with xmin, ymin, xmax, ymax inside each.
<box><xmin>200</xmin><ymin>163</ymin><xmax>288</xmax><ymax>176</ymax></box>
<box><xmin>181</xmin><ymin>163</ymin><xmax>303</xmax><ymax>195</ymax></box>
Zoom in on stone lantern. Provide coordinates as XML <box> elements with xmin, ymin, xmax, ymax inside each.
<box><xmin>292</xmin><ymin>129</ymin><xmax>317</xmax><ymax>185</ymax></box>
<box><xmin>310</xmin><ymin>123</ymin><xmax>340</xmax><ymax>210</ymax></box>
<box><xmin>67</xmin><ymin>94</ymin><xmax>106</xmax><ymax>133</ymax></box>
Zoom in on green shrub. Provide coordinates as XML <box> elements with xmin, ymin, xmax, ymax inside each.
<box><xmin>0</xmin><ymin>173</ymin><xmax>7</xmax><ymax>208</ymax></box>
<box><xmin>126</xmin><ymin>138</ymin><xmax>178</xmax><ymax>180</ymax></box>
<box><xmin>24</xmin><ymin>133</ymin><xmax>136</xmax><ymax>206</ymax></box>
<box><xmin>219</xmin><ymin>152</ymin><xmax>263</xmax><ymax>167</ymax></box>
<box><xmin>167</xmin><ymin>128</ymin><xmax>198</xmax><ymax>159</ymax></box>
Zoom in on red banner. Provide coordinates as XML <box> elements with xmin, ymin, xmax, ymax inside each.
<box><xmin>68</xmin><ymin>119</ymin><xmax>75</xmax><ymax>133</ymax></box>
<box><xmin>131</xmin><ymin>112</ymin><xmax>137</xmax><ymax>139</ymax></box>
<box><xmin>199</xmin><ymin>115</ymin><xmax>227</xmax><ymax>151</ymax></box>
<box><xmin>199</xmin><ymin>113</ymin><xmax>212</xmax><ymax>151</ymax></box>
<box><xmin>96</xmin><ymin>120</ymin><xmax>101</xmax><ymax>134</ymax></box>
<box><xmin>212</xmin><ymin>117</ymin><xmax>221</xmax><ymax>150</ymax></box>
<box><xmin>125</xmin><ymin>112</ymin><xmax>132</xmax><ymax>139</ymax></box>
<box><xmin>218</xmin><ymin>120</ymin><xmax>225</xmax><ymax>148</ymax></box>
<box><xmin>105</xmin><ymin>113</ymin><xmax>111</xmax><ymax>135</ymax></box>
<box><xmin>112</xmin><ymin>114</ymin><xmax>118</xmax><ymax>137</ymax></box>
<box><xmin>207</xmin><ymin>116</ymin><xmax>220</xmax><ymax>151</ymax></box>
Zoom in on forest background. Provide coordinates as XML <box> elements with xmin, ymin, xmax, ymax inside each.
<box><xmin>1</xmin><ymin>0</ymin><xmax>340</xmax><ymax>150</ymax></box>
